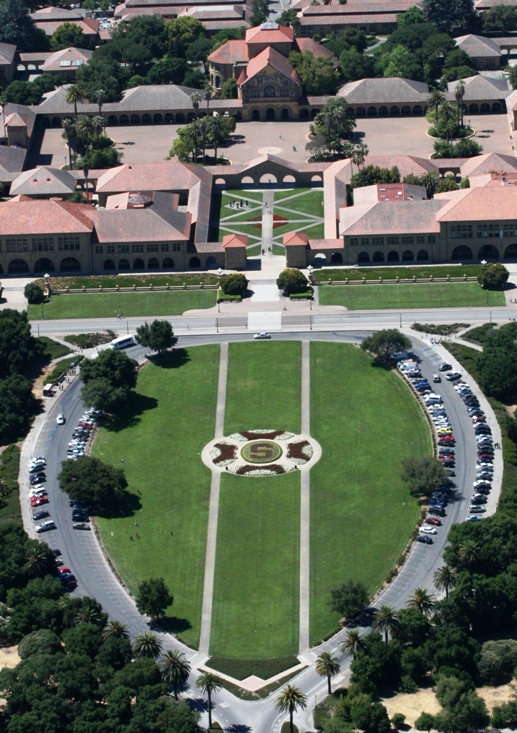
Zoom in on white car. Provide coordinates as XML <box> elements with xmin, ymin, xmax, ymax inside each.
<box><xmin>36</xmin><ymin>520</ymin><xmax>56</xmax><ymax>533</ymax></box>
<box><xmin>29</xmin><ymin>488</ymin><xmax>48</xmax><ymax>498</ymax></box>
<box><xmin>420</xmin><ymin>526</ymin><xmax>438</xmax><ymax>534</ymax></box>
<box><xmin>56</xmin><ymin>414</ymin><xmax>65</xmax><ymax>425</ymax></box>
<box><xmin>254</xmin><ymin>332</ymin><xmax>271</xmax><ymax>340</ymax></box>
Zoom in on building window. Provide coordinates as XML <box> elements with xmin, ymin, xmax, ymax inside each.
<box><xmin>107</xmin><ymin>245</ymin><xmax>115</xmax><ymax>254</ymax></box>
<box><xmin>147</xmin><ymin>244</ymin><xmax>158</xmax><ymax>252</ymax></box>
<box><xmin>6</xmin><ymin>238</ymin><xmax>28</xmax><ymax>252</ymax></box>
<box><xmin>172</xmin><ymin>243</ymin><xmax>181</xmax><ymax>251</ymax></box>
<box><xmin>132</xmin><ymin>244</ymin><xmax>144</xmax><ymax>253</ymax></box>
<box><xmin>428</xmin><ymin>235</ymin><xmax>436</xmax><ymax>244</ymax></box>
<box><xmin>360</xmin><ymin>238</ymin><xmax>369</xmax><ymax>247</ymax></box>
<box><xmin>401</xmin><ymin>236</ymin><xmax>414</xmax><ymax>245</ymax></box>
<box><xmin>371</xmin><ymin>237</ymin><xmax>384</xmax><ymax>246</ymax></box>
<box><xmin>95</xmin><ymin>246</ymin><xmax>103</xmax><ymax>254</ymax></box>
<box><xmin>349</xmin><ymin>238</ymin><xmax>358</xmax><ymax>246</ymax></box>
<box><xmin>32</xmin><ymin>238</ymin><xmax>55</xmax><ymax>251</ymax></box>
<box><xmin>57</xmin><ymin>236</ymin><xmax>80</xmax><ymax>251</ymax></box>
<box><xmin>416</xmin><ymin>235</ymin><xmax>425</xmax><ymax>245</ymax></box>
<box><xmin>386</xmin><ymin>236</ymin><xmax>399</xmax><ymax>246</ymax></box>
<box><xmin>264</xmin><ymin>85</ymin><xmax>275</xmax><ymax>97</ymax></box>
<box><xmin>117</xmin><ymin>245</ymin><xmax>129</xmax><ymax>253</ymax></box>
<box><xmin>279</xmin><ymin>90</ymin><xmax>290</xmax><ymax>97</ymax></box>
<box><xmin>477</xmin><ymin>224</ymin><xmax>500</xmax><ymax>238</ymax></box>
<box><xmin>161</xmin><ymin>243</ymin><xmax>169</xmax><ymax>252</ymax></box>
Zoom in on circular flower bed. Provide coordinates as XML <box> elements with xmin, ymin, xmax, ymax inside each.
<box><xmin>241</xmin><ymin>440</ymin><xmax>283</xmax><ymax>464</ymax></box>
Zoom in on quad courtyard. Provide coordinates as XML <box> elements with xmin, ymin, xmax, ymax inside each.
<box><xmin>92</xmin><ymin>340</ymin><xmax>431</xmax><ymax>678</ymax></box>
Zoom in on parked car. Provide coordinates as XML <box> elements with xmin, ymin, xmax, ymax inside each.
<box><xmin>36</xmin><ymin>520</ymin><xmax>56</xmax><ymax>533</ymax></box>
<box><xmin>254</xmin><ymin>332</ymin><xmax>271</xmax><ymax>339</ymax></box>
<box><xmin>432</xmin><ymin>374</ymin><xmax>441</xmax><ymax>382</ymax></box>
<box><xmin>56</xmin><ymin>414</ymin><xmax>65</xmax><ymax>425</ymax></box>
<box><xmin>420</xmin><ymin>526</ymin><xmax>438</xmax><ymax>534</ymax></box>
<box><xmin>73</xmin><ymin>523</ymin><xmax>91</xmax><ymax>530</ymax></box>
<box><xmin>438</xmin><ymin>363</ymin><xmax>452</xmax><ymax>371</ymax></box>
<box><xmin>416</xmin><ymin>535</ymin><xmax>433</xmax><ymax>544</ymax></box>
<box><xmin>429</xmin><ymin>506</ymin><xmax>446</xmax><ymax>516</ymax></box>
<box><xmin>468</xmin><ymin>505</ymin><xmax>486</xmax><ymax>513</ymax></box>
<box><xmin>445</xmin><ymin>371</ymin><xmax>462</xmax><ymax>381</ymax></box>
<box><xmin>72</xmin><ymin>513</ymin><xmax>89</xmax><ymax>523</ymax></box>
<box><xmin>33</xmin><ymin>510</ymin><xmax>50</xmax><ymax>521</ymax></box>
<box><xmin>31</xmin><ymin>496</ymin><xmax>49</xmax><ymax>507</ymax></box>
<box><xmin>29</xmin><ymin>463</ymin><xmax>46</xmax><ymax>473</ymax></box>
<box><xmin>465</xmin><ymin>515</ymin><xmax>483</xmax><ymax>522</ymax></box>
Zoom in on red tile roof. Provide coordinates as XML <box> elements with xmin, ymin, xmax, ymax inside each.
<box><xmin>245</xmin><ymin>46</ymin><xmax>301</xmax><ymax>84</ymax></box>
<box><xmin>222</xmin><ymin>233</ymin><xmax>247</xmax><ymax>248</ymax></box>
<box><xmin>284</xmin><ymin>231</ymin><xmax>308</xmax><ymax>245</ymax></box>
<box><xmin>0</xmin><ymin>198</ymin><xmax>94</xmax><ymax>234</ymax></box>
<box><xmin>246</xmin><ymin>23</ymin><xmax>293</xmax><ymax>45</ymax></box>
<box><xmin>208</xmin><ymin>39</ymin><xmax>248</xmax><ymax>65</ymax></box>
<box><xmin>436</xmin><ymin>186</ymin><xmax>517</xmax><ymax>222</ymax></box>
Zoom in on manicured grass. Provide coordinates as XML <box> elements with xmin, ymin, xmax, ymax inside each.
<box><xmin>462</xmin><ymin>323</ymin><xmax>496</xmax><ymax>345</ymax></box>
<box><xmin>272</xmin><ymin>223</ymin><xmax>324</xmax><ymax>242</ymax></box>
<box><xmin>318</xmin><ymin>283</ymin><xmax>505</xmax><ymax>310</ymax></box>
<box><xmin>217</xmin><ymin>224</ymin><xmax>262</xmax><ymax>243</ymax></box>
<box><xmin>314</xmin><ymin>265</ymin><xmax>482</xmax><ymax>282</ymax></box>
<box><xmin>207</xmin><ymin>655</ymin><xmax>299</xmax><ymax>681</ymax></box>
<box><xmin>274</xmin><ymin>189</ymin><xmax>324</xmax><ymax>217</ymax></box>
<box><xmin>27</xmin><ymin>290</ymin><xmax>217</xmax><ymax>320</ymax></box>
<box><xmin>93</xmin><ymin>345</ymin><xmax>220</xmax><ymax>648</ymax></box>
<box><xmin>209</xmin><ymin>472</ymin><xmax>300</xmax><ymax>660</ymax></box>
<box><xmin>0</xmin><ymin>446</ymin><xmax>20</xmax><ymax>526</ymax></box>
<box><xmin>44</xmin><ymin>273</ymin><xmax>219</xmax><ymax>289</ymax></box>
<box><xmin>309</xmin><ymin>343</ymin><xmax>431</xmax><ymax>644</ymax></box>
<box><xmin>36</xmin><ymin>336</ymin><xmax>72</xmax><ymax>361</ymax></box>
<box><xmin>224</xmin><ymin>341</ymin><xmax>302</xmax><ymax>434</ymax></box>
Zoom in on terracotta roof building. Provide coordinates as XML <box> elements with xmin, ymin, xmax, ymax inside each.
<box><xmin>9</xmin><ymin>166</ymin><xmax>77</xmax><ymax>198</ymax></box>
<box><xmin>454</xmin><ymin>34</ymin><xmax>501</xmax><ymax>69</ymax></box>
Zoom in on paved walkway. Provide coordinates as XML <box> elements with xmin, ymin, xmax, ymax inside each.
<box><xmin>262</xmin><ymin>190</ymin><xmax>274</xmax><ymax>253</ymax></box>
<box><xmin>299</xmin><ymin>340</ymin><xmax>311</xmax><ymax>652</ymax></box>
<box><xmin>199</xmin><ymin>341</ymin><xmax>228</xmax><ymax>653</ymax></box>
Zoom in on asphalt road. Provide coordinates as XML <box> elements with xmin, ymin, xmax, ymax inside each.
<box><xmin>26</xmin><ymin>332</ymin><xmax>490</xmax><ymax>732</ymax></box>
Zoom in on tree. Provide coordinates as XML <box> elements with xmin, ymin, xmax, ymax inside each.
<box><xmin>407</xmin><ymin>588</ymin><xmax>436</xmax><ymax>616</ymax></box>
<box><xmin>433</xmin><ymin>565</ymin><xmax>457</xmax><ymax>598</ymax></box>
<box><xmin>311</xmin><ymin>98</ymin><xmax>356</xmax><ymax>157</ymax></box>
<box><xmin>0</xmin><ymin>0</ymin><xmax>38</xmax><ymax>50</ymax></box>
<box><xmin>58</xmin><ymin>455</ymin><xmax>128</xmax><ymax>508</ymax></box>
<box><xmin>24</xmin><ymin>282</ymin><xmax>44</xmax><ymax>305</ymax></box>
<box><xmin>66</xmin><ymin>84</ymin><xmax>85</xmax><ymax>118</ymax></box>
<box><xmin>373</xmin><ymin>604</ymin><xmax>399</xmax><ymax>643</ymax></box>
<box><xmin>341</xmin><ymin>628</ymin><xmax>367</xmax><ymax>658</ymax></box>
<box><xmin>400</xmin><ymin>456</ymin><xmax>448</xmax><ymax>497</ymax></box>
<box><xmin>102</xmin><ymin>620</ymin><xmax>129</xmax><ymax>642</ymax></box>
<box><xmin>24</xmin><ymin>542</ymin><xmax>54</xmax><ymax>578</ymax></box>
<box><xmin>136</xmin><ymin>320</ymin><xmax>177</xmax><ymax>354</ymax></box>
<box><xmin>80</xmin><ymin>348</ymin><xmax>137</xmax><ymax>411</ymax></box>
<box><xmin>316</xmin><ymin>651</ymin><xmax>340</xmax><ymax>695</ymax></box>
<box><xmin>351</xmin><ymin>165</ymin><xmax>400</xmax><ymax>189</ymax></box>
<box><xmin>382</xmin><ymin>44</ymin><xmax>420</xmax><ymax>79</ymax></box>
<box><xmin>146</xmin><ymin>57</ymin><xmax>188</xmax><ymax>85</ymax></box>
<box><xmin>3</xmin><ymin>79</ymin><xmax>43</xmax><ymax>105</ymax></box>
<box><xmin>166</xmin><ymin>16</ymin><xmax>205</xmax><ymax>57</ymax></box>
<box><xmin>50</xmin><ymin>21</ymin><xmax>86</xmax><ymax>50</ymax></box>
<box><xmin>219</xmin><ymin>273</ymin><xmax>248</xmax><ymax>296</ymax></box>
<box><xmin>329</xmin><ymin>579</ymin><xmax>369</xmax><ymax>618</ymax></box>
<box><xmin>132</xmin><ymin>631</ymin><xmax>163</xmax><ymax>659</ymax></box>
<box><xmin>275</xmin><ymin>685</ymin><xmax>307</xmax><ymax>733</ymax></box>
<box><xmin>277</xmin><ymin>8</ymin><xmax>300</xmax><ymax>32</ymax></box>
<box><xmin>361</xmin><ymin>329</ymin><xmax>411</xmax><ymax>365</ymax></box>
<box><xmin>478</xmin><ymin>263</ymin><xmax>509</xmax><ymax>291</ymax></box>
<box><xmin>434</xmin><ymin>676</ymin><xmax>489</xmax><ymax>731</ymax></box>
<box><xmin>483</xmin><ymin>4</ymin><xmax>517</xmax><ymax>33</ymax></box>
<box><xmin>221</xmin><ymin>77</ymin><xmax>238</xmax><ymax>99</ymax></box>
<box><xmin>136</xmin><ymin>578</ymin><xmax>173</xmax><ymax>621</ymax></box>
<box><xmin>427</xmin><ymin>88</ymin><xmax>445</xmax><ymax>119</ymax></box>
<box><xmin>423</xmin><ymin>0</ymin><xmax>479</xmax><ymax>33</ymax></box>
<box><xmin>196</xmin><ymin>671</ymin><xmax>222</xmax><ymax>729</ymax></box>
<box><xmin>350</xmin><ymin>698</ymin><xmax>391</xmax><ymax>733</ymax></box>
<box><xmin>454</xmin><ymin>80</ymin><xmax>465</xmax><ymax>127</ymax></box>
<box><xmin>0</xmin><ymin>373</ymin><xmax>40</xmax><ymax>444</ymax></box>
<box><xmin>391</xmin><ymin>713</ymin><xmax>406</xmax><ymax>730</ymax></box>
<box><xmin>18</xmin><ymin>629</ymin><xmax>62</xmax><ymax>659</ymax></box>
<box><xmin>415</xmin><ymin>712</ymin><xmax>435</xmax><ymax>731</ymax></box>
<box><xmin>478</xmin><ymin>639</ymin><xmax>517</xmax><ymax>685</ymax></box>
<box><xmin>159</xmin><ymin>650</ymin><xmax>191</xmax><ymax>699</ymax></box>
<box><xmin>277</xmin><ymin>268</ymin><xmax>310</xmax><ymax>295</ymax></box>
<box><xmin>398</xmin><ymin>5</ymin><xmax>426</xmax><ymax>25</ymax></box>
<box><xmin>420</xmin><ymin>170</ymin><xmax>440</xmax><ymax>198</ymax></box>
<box><xmin>339</xmin><ymin>47</ymin><xmax>375</xmax><ymax>82</ymax></box>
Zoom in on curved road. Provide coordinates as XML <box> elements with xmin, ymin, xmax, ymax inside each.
<box><xmin>24</xmin><ymin>330</ymin><xmax>495</xmax><ymax>732</ymax></box>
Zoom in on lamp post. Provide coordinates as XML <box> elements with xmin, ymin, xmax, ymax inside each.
<box><xmin>42</xmin><ymin>273</ymin><xmax>50</xmax><ymax>319</ymax></box>
<box><xmin>216</xmin><ymin>267</ymin><xmax>223</xmax><ymax>314</ymax></box>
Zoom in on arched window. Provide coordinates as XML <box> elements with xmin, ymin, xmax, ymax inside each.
<box><xmin>504</xmin><ymin>243</ymin><xmax>517</xmax><ymax>259</ymax></box>
<box><xmin>119</xmin><ymin>259</ymin><xmax>130</xmax><ymax>270</ymax></box>
<box><xmin>417</xmin><ymin>249</ymin><xmax>429</xmax><ymax>261</ymax></box>
<box><xmin>402</xmin><ymin>250</ymin><xmax>414</xmax><ymax>262</ymax></box>
<box><xmin>104</xmin><ymin>259</ymin><xmax>116</xmax><ymax>271</ymax></box>
<box><xmin>133</xmin><ymin>258</ymin><xmax>145</xmax><ymax>270</ymax></box>
<box><xmin>357</xmin><ymin>252</ymin><xmax>370</xmax><ymax>264</ymax></box>
<box><xmin>372</xmin><ymin>251</ymin><xmax>385</xmax><ymax>263</ymax></box>
<box><xmin>8</xmin><ymin>258</ymin><xmax>29</xmax><ymax>274</ymax></box>
<box><xmin>148</xmin><ymin>258</ymin><xmax>159</xmax><ymax>269</ymax></box>
<box><xmin>478</xmin><ymin>244</ymin><xmax>499</xmax><ymax>260</ymax></box>
<box><xmin>331</xmin><ymin>252</ymin><xmax>343</xmax><ymax>264</ymax></box>
<box><xmin>451</xmin><ymin>245</ymin><xmax>472</xmax><ymax>261</ymax></box>
<box><xmin>34</xmin><ymin>257</ymin><xmax>56</xmax><ymax>273</ymax></box>
<box><xmin>387</xmin><ymin>251</ymin><xmax>399</xmax><ymax>262</ymax></box>
<box><xmin>163</xmin><ymin>257</ymin><xmax>174</xmax><ymax>268</ymax></box>
<box><xmin>264</xmin><ymin>85</ymin><xmax>276</xmax><ymax>97</ymax></box>
<box><xmin>60</xmin><ymin>257</ymin><xmax>81</xmax><ymax>273</ymax></box>
<box><xmin>189</xmin><ymin>256</ymin><xmax>201</xmax><ymax>268</ymax></box>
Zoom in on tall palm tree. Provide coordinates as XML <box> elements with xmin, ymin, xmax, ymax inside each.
<box><xmin>204</xmin><ymin>85</ymin><xmax>214</xmax><ymax>113</ymax></box>
<box><xmin>315</xmin><ymin>651</ymin><xmax>340</xmax><ymax>695</ymax></box>
<box><xmin>75</xmin><ymin>601</ymin><xmax>101</xmax><ymax>626</ymax></box>
<box><xmin>24</xmin><ymin>544</ymin><xmax>50</xmax><ymax>577</ymax></box>
<box><xmin>352</xmin><ymin>142</ymin><xmax>369</xmax><ymax>171</ymax></box>
<box><xmin>433</xmin><ymin>565</ymin><xmax>457</xmax><ymax>599</ymax></box>
<box><xmin>159</xmin><ymin>650</ymin><xmax>191</xmax><ymax>699</ymax></box>
<box><xmin>132</xmin><ymin>631</ymin><xmax>163</xmax><ymax>659</ymax></box>
<box><xmin>407</xmin><ymin>587</ymin><xmax>436</xmax><ymax>617</ymax></box>
<box><xmin>61</xmin><ymin>117</ymin><xmax>75</xmax><ymax>169</ymax></box>
<box><xmin>66</xmin><ymin>85</ymin><xmax>84</xmax><ymax>119</ymax></box>
<box><xmin>196</xmin><ymin>671</ymin><xmax>222</xmax><ymax>729</ymax></box>
<box><xmin>102</xmin><ymin>620</ymin><xmax>129</xmax><ymax>642</ymax></box>
<box><xmin>454</xmin><ymin>80</ymin><xmax>466</xmax><ymax>127</ymax></box>
<box><xmin>92</xmin><ymin>115</ymin><xmax>105</xmax><ymax>136</ymax></box>
<box><xmin>458</xmin><ymin>539</ymin><xmax>481</xmax><ymax>568</ymax></box>
<box><xmin>95</xmin><ymin>87</ymin><xmax>105</xmax><ymax>117</ymax></box>
<box><xmin>373</xmin><ymin>604</ymin><xmax>399</xmax><ymax>644</ymax></box>
<box><xmin>199</xmin><ymin>117</ymin><xmax>208</xmax><ymax>165</ymax></box>
<box><xmin>190</xmin><ymin>91</ymin><xmax>201</xmax><ymax>119</ymax></box>
<box><xmin>420</xmin><ymin>171</ymin><xmax>440</xmax><ymax>198</ymax></box>
<box><xmin>427</xmin><ymin>88</ymin><xmax>445</xmax><ymax>120</ymax></box>
<box><xmin>276</xmin><ymin>685</ymin><xmax>308</xmax><ymax>733</ymax></box>
<box><xmin>340</xmin><ymin>628</ymin><xmax>366</xmax><ymax>659</ymax></box>
<box><xmin>209</xmin><ymin>115</ymin><xmax>224</xmax><ymax>162</ymax></box>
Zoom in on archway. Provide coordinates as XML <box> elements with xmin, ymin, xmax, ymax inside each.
<box><xmin>41</xmin><ymin>116</ymin><xmax>51</xmax><ymax>128</ymax></box>
<box><xmin>416</xmin><ymin>249</ymin><xmax>429</xmax><ymax>261</ymax></box>
<box><xmin>260</xmin><ymin>173</ymin><xmax>277</xmax><ymax>187</ymax></box>
<box><xmin>241</xmin><ymin>176</ymin><xmax>255</xmax><ymax>188</ymax></box>
<box><xmin>8</xmin><ymin>258</ymin><xmax>29</xmax><ymax>274</ymax></box>
<box><xmin>120</xmin><ymin>114</ymin><xmax>129</xmax><ymax>125</ymax></box>
<box><xmin>130</xmin><ymin>114</ymin><xmax>140</xmax><ymax>124</ymax></box>
<box><xmin>504</xmin><ymin>243</ymin><xmax>517</xmax><ymax>259</ymax></box>
<box><xmin>133</xmin><ymin>258</ymin><xmax>145</xmax><ymax>270</ymax></box>
<box><xmin>142</xmin><ymin>114</ymin><xmax>152</xmax><ymax>124</ymax></box>
<box><xmin>402</xmin><ymin>250</ymin><xmax>414</xmax><ymax>262</ymax></box>
<box><xmin>0</xmin><ymin>264</ymin><xmax>3</xmax><ymax>274</ymax></box>
<box><xmin>480</xmin><ymin>103</ymin><xmax>490</xmax><ymax>114</ymax></box>
<box><xmin>216</xmin><ymin>75</ymin><xmax>220</xmax><ymax>87</ymax></box>
<box><xmin>355</xmin><ymin>107</ymin><xmax>366</xmax><ymax>118</ymax></box>
<box><xmin>478</xmin><ymin>244</ymin><xmax>499</xmax><ymax>260</ymax></box>
<box><xmin>331</xmin><ymin>252</ymin><xmax>343</xmax><ymax>264</ymax></box>
<box><xmin>108</xmin><ymin>115</ymin><xmax>118</xmax><ymax>125</ymax></box>
<box><xmin>281</xmin><ymin>108</ymin><xmax>289</xmax><ymax>120</ymax></box>
<box><xmin>283</xmin><ymin>175</ymin><xmax>296</xmax><ymax>188</ymax></box>
<box><xmin>165</xmin><ymin>113</ymin><xmax>174</xmax><ymax>123</ymax></box>
<box><xmin>266</xmin><ymin>108</ymin><xmax>276</xmax><ymax>120</ymax></box>
<box><xmin>187</xmin><ymin>113</ymin><xmax>196</xmax><ymax>122</ymax></box>
<box><xmin>189</xmin><ymin>256</ymin><xmax>201</xmax><ymax>268</ymax></box>
<box><xmin>357</xmin><ymin>251</ymin><xmax>370</xmax><ymax>264</ymax></box>
<box><xmin>235</xmin><ymin>111</ymin><xmax>242</xmax><ymax>121</ymax></box>
<box><xmin>153</xmin><ymin>114</ymin><xmax>163</xmax><ymax>124</ymax></box>
<box><xmin>34</xmin><ymin>257</ymin><xmax>55</xmax><ymax>273</ymax></box>
<box><xmin>401</xmin><ymin>106</ymin><xmax>411</xmax><ymax>116</ymax></box>
<box><xmin>367</xmin><ymin>107</ymin><xmax>377</xmax><ymax>117</ymax></box>
<box><xmin>265</xmin><ymin>85</ymin><xmax>276</xmax><ymax>98</ymax></box>
<box><xmin>215</xmin><ymin>177</ymin><xmax>227</xmax><ymax>188</ymax></box>
<box><xmin>252</xmin><ymin>109</ymin><xmax>260</xmax><ymax>121</ymax></box>
<box><xmin>52</xmin><ymin>116</ymin><xmax>61</xmax><ymax>128</ymax></box>
<box><xmin>119</xmin><ymin>259</ymin><xmax>130</xmax><ymax>270</ymax></box>
<box><xmin>314</xmin><ymin>253</ymin><xmax>327</xmax><ymax>267</ymax></box>
<box><xmin>469</xmin><ymin>103</ymin><xmax>479</xmax><ymax>114</ymax></box>
<box><xmin>310</xmin><ymin>109</ymin><xmax>319</xmax><ymax>119</ymax></box>
<box><xmin>390</xmin><ymin>106</ymin><xmax>400</xmax><ymax>116</ymax></box>
<box><xmin>206</xmin><ymin>256</ymin><xmax>218</xmax><ymax>269</ymax></box>
<box><xmin>413</xmin><ymin>105</ymin><xmax>423</xmax><ymax>115</ymax></box>
<box><xmin>104</xmin><ymin>259</ymin><xmax>116</xmax><ymax>270</ymax></box>
<box><xmin>311</xmin><ymin>174</ymin><xmax>323</xmax><ymax>187</ymax></box>
<box><xmin>379</xmin><ymin>106</ymin><xmax>389</xmax><ymax>117</ymax></box>
<box><xmin>492</xmin><ymin>102</ymin><xmax>502</xmax><ymax>113</ymax></box>
<box><xmin>451</xmin><ymin>245</ymin><xmax>472</xmax><ymax>261</ymax></box>
<box><xmin>176</xmin><ymin>113</ymin><xmax>185</xmax><ymax>124</ymax></box>
<box><xmin>299</xmin><ymin>108</ymin><xmax>309</xmax><ymax>120</ymax></box>
<box><xmin>372</xmin><ymin>251</ymin><xmax>385</xmax><ymax>263</ymax></box>
<box><xmin>148</xmin><ymin>258</ymin><xmax>159</xmax><ymax>269</ymax></box>
<box><xmin>60</xmin><ymin>257</ymin><xmax>81</xmax><ymax>273</ymax></box>
<box><xmin>163</xmin><ymin>257</ymin><xmax>174</xmax><ymax>268</ymax></box>
<box><xmin>387</xmin><ymin>250</ymin><xmax>400</xmax><ymax>262</ymax></box>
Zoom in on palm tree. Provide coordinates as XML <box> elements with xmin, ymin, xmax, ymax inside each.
<box><xmin>132</xmin><ymin>631</ymin><xmax>163</xmax><ymax>659</ymax></box>
<box><xmin>458</xmin><ymin>539</ymin><xmax>481</xmax><ymax>568</ymax></box>
<box><xmin>209</xmin><ymin>115</ymin><xmax>224</xmax><ymax>162</ymax></box>
<box><xmin>24</xmin><ymin>544</ymin><xmax>50</xmax><ymax>577</ymax></box>
<box><xmin>340</xmin><ymin>628</ymin><xmax>366</xmax><ymax>659</ymax></box>
<box><xmin>427</xmin><ymin>88</ymin><xmax>445</xmax><ymax>120</ymax></box>
<box><xmin>407</xmin><ymin>587</ymin><xmax>436</xmax><ymax>617</ymax></box>
<box><xmin>276</xmin><ymin>685</ymin><xmax>308</xmax><ymax>733</ymax></box>
<box><xmin>373</xmin><ymin>604</ymin><xmax>399</xmax><ymax>644</ymax></box>
<box><xmin>102</xmin><ymin>620</ymin><xmax>129</xmax><ymax>642</ymax></box>
<box><xmin>61</xmin><ymin>117</ymin><xmax>75</xmax><ymax>169</ymax></box>
<box><xmin>433</xmin><ymin>565</ymin><xmax>457</xmax><ymax>599</ymax></box>
<box><xmin>420</xmin><ymin>171</ymin><xmax>440</xmax><ymax>198</ymax></box>
<box><xmin>95</xmin><ymin>87</ymin><xmax>105</xmax><ymax>117</ymax></box>
<box><xmin>190</xmin><ymin>91</ymin><xmax>201</xmax><ymax>119</ymax></box>
<box><xmin>92</xmin><ymin>115</ymin><xmax>105</xmax><ymax>136</ymax></box>
<box><xmin>204</xmin><ymin>85</ymin><xmax>214</xmax><ymax>113</ymax></box>
<box><xmin>196</xmin><ymin>671</ymin><xmax>222</xmax><ymax>729</ymax></box>
<box><xmin>352</xmin><ymin>142</ymin><xmax>369</xmax><ymax>171</ymax></box>
<box><xmin>66</xmin><ymin>84</ymin><xmax>84</xmax><ymax>118</ymax></box>
<box><xmin>315</xmin><ymin>651</ymin><xmax>340</xmax><ymax>695</ymax></box>
<box><xmin>159</xmin><ymin>649</ymin><xmax>191</xmax><ymax>699</ymax></box>
<box><xmin>454</xmin><ymin>80</ymin><xmax>465</xmax><ymax>127</ymax></box>
<box><xmin>199</xmin><ymin>117</ymin><xmax>208</xmax><ymax>165</ymax></box>
<box><xmin>75</xmin><ymin>601</ymin><xmax>101</xmax><ymax>626</ymax></box>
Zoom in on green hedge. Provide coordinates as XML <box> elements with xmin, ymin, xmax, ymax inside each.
<box><xmin>313</xmin><ymin>265</ymin><xmax>481</xmax><ymax>282</ymax></box>
<box><xmin>289</xmin><ymin>291</ymin><xmax>313</xmax><ymax>300</ymax></box>
<box><xmin>217</xmin><ymin>289</ymin><xmax>242</xmax><ymax>303</ymax></box>
<box><xmin>64</xmin><ymin>331</ymin><xmax>116</xmax><ymax>349</ymax></box>
<box><xmin>36</xmin><ymin>337</ymin><xmax>72</xmax><ymax>361</ymax></box>
<box><xmin>0</xmin><ymin>445</ymin><xmax>20</xmax><ymax>525</ymax></box>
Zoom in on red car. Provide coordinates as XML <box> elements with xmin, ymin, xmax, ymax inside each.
<box><xmin>58</xmin><ymin>567</ymin><xmax>71</xmax><ymax>575</ymax></box>
<box><xmin>425</xmin><ymin>517</ymin><xmax>442</xmax><ymax>526</ymax></box>
<box><xmin>31</xmin><ymin>496</ymin><xmax>49</xmax><ymax>507</ymax></box>
<box><xmin>438</xmin><ymin>435</ymin><xmax>455</xmax><ymax>443</ymax></box>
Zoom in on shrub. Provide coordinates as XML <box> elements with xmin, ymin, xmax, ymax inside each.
<box><xmin>219</xmin><ymin>273</ymin><xmax>248</xmax><ymax>296</ymax></box>
<box><xmin>277</xmin><ymin>268</ymin><xmax>309</xmax><ymax>295</ymax></box>
<box><xmin>289</xmin><ymin>291</ymin><xmax>313</xmax><ymax>300</ymax></box>
<box><xmin>478</xmin><ymin>262</ymin><xmax>509</xmax><ymax>291</ymax></box>
<box><xmin>24</xmin><ymin>282</ymin><xmax>45</xmax><ymax>305</ymax></box>
<box><xmin>18</xmin><ymin>629</ymin><xmax>62</xmax><ymax>659</ymax></box>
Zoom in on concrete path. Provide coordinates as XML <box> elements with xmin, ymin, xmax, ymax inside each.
<box><xmin>299</xmin><ymin>340</ymin><xmax>311</xmax><ymax>653</ymax></box>
<box><xmin>262</xmin><ymin>190</ymin><xmax>274</xmax><ymax>253</ymax></box>
<box><xmin>199</xmin><ymin>341</ymin><xmax>228</xmax><ymax>653</ymax></box>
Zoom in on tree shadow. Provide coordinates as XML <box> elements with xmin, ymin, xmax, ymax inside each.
<box><xmin>148</xmin><ymin>348</ymin><xmax>190</xmax><ymax>370</ymax></box>
<box><xmin>225</xmin><ymin>726</ymin><xmax>252</xmax><ymax>733</ymax></box>
<box><xmin>159</xmin><ymin>615</ymin><xmax>192</xmax><ymax>634</ymax></box>
<box><xmin>103</xmin><ymin>393</ymin><xmax>158</xmax><ymax>433</ymax></box>
<box><xmin>187</xmin><ymin>696</ymin><xmax>209</xmax><ymax>714</ymax></box>
<box><xmin>96</xmin><ymin>489</ymin><xmax>142</xmax><ymax>519</ymax></box>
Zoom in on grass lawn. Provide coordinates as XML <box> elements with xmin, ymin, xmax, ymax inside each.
<box><xmin>318</xmin><ymin>283</ymin><xmax>505</xmax><ymax>310</ymax></box>
<box><xmin>93</xmin><ymin>345</ymin><xmax>220</xmax><ymax>648</ymax></box>
<box><xmin>44</xmin><ymin>355</ymin><xmax>83</xmax><ymax>385</ymax></box>
<box><xmin>36</xmin><ymin>337</ymin><xmax>72</xmax><ymax>361</ymax></box>
<box><xmin>273</xmin><ymin>223</ymin><xmax>324</xmax><ymax>243</ymax></box>
<box><xmin>27</xmin><ymin>291</ymin><xmax>217</xmax><ymax>320</ymax></box>
<box><xmin>224</xmin><ymin>341</ymin><xmax>302</xmax><ymax>434</ymax></box>
<box><xmin>45</xmin><ymin>273</ymin><xmax>219</xmax><ymax>289</ymax></box>
<box><xmin>274</xmin><ymin>189</ymin><xmax>324</xmax><ymax>217</ymax></box>
<box><xmin>209</xmin><ymin>472</ymin><xmax>300</xmax><ymax>660</ymax></box>
<box><xmin>217</xmin><ymin>224</ymin><xmax>263</xmax><ymax>243</ymax></box>
<box><xmin>309</xmin><ymin>343</ymin><xmax>431</xmax><ymax>644</ymax></box>
<box><xmin>314</xmin><ymin>265</ymin><xmax>482</xmax><ymax>282</ymax></box>
<box><xmin>0</xmin><ymin>446</ymin><xmax>20</xmax><ymax>526</ymax></box>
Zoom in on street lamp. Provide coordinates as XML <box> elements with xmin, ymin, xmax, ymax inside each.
<box><xmin>216</xmin><ymin>267</ymin><xmax>223</xmax><ymax>314</ymax></box>
<box><xmin>42</xmin><ymin>273</ymin><xmax>50</xmax><ymax>319</ymax></box>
